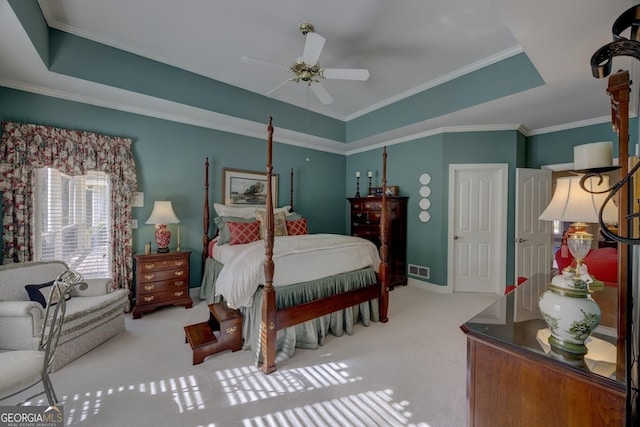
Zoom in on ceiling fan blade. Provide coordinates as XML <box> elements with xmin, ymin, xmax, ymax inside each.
<box><xmin>321</xmin><ymin>68</ymin><xmax>370</xmax><ymax>81</ymax></box>
<box><xmin>265</xmin><ymin>79</ymin><xmax>294</xmax><ymax>96</ymax></box>
<box><xmin>241</xmin><ymin>56</ymin><xmax>289</xmax><ymax>72</ymax></box>
<box><xmin>301</xmin><ymin>32</ymin><xmax>326</xmax><ymax>65</ymax></box>
<box><xmin>310</xmin><ymin>82</ymin><xmax>334</xmax><ymax>105</ymax></box>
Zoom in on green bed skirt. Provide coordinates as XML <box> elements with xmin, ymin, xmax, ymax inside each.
<box><xmin>199</xmin><ymin>257</ymin><xmax>380</xmax><ymax>364</ymax></box>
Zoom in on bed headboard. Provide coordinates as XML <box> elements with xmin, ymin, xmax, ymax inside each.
<box><xmin>201</xmin><ymin>137</ymin><xmax>296</xmax><ymax>274</ymax></box>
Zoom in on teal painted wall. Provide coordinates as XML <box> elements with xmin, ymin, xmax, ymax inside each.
<box><xmin>0</xmin><ymin>87</ymin><xmax>346</xmax><ymax>285</ymax></box>
<box><xmin>526</xmin><ymin>120</ymin><xmax>638</xmax><ymax>167</ymax></box>
<box><xmin>2</xmin><ymin>85</ymin><xmax>632</xmax><ymax>292</ymax></box>
<box><xmin>347</xmin><ymin>130</ymin><xmax>522</xmax><ymax>287</ymax></box>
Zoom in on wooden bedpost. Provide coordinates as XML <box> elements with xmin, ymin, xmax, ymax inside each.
<box><xmin>379</xmin><ymin>147</ymin><xmax>390</xmax><ymax>322</ymax></box>
<box><xmin>202</xmin><ymin>157</ymin><xmax>210</xmax><ymax>276</ymax></box>
<box><xmin>290</xmin><ymin>167</ymin><xmax>294</xmax><ymax>211</ymax></box>
<box><xmin>261</xmin><ymin>117</ymin><xmax>277</xmax><ymax>374</ymax></box>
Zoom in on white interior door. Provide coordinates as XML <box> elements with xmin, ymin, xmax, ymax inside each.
<box><xmin>515</xmin><ymin>168</ymin><xmax>553</xmax><ymax>280</ymax></box>
<box><xmin>514</xmin><ymin>168</ymin><xmax>552</xmax><ymax>321</ymax></box>
<box><xmin>448</xmin><ymin>164</ymin><xmax>507</xmax><ymax>294</ymax></box>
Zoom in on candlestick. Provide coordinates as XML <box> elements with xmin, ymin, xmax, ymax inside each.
<box><xmin>176</xmin><ymin>226</ymin><xmax>181</xmax><ymax>252</ymax></box>
<box><xmin>355</xmin><ymin>176</ymin><xmax>361</xmax><ymax>198</ymax></box>
<box><xmin>367</xmin><ymin>171</ymin><xmax>372</xmax><ymax>178</ymax></box>
<box><xmin>368</xmin><ymin>176</ymin><xmax>372</xmax><ymax>195</ymax></box>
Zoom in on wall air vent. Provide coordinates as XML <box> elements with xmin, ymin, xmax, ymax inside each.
<box><xmin>408</xmin><ymin>264</ymin><xmax>430</xmax><ymax>279</ymax></box>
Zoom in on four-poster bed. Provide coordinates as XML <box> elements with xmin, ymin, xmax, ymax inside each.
<box><xmin>194</xmin><ymin>117</ymin><xmax>390</xmax><ymax>374</ymax></box>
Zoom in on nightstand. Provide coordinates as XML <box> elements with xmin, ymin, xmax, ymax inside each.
<box><xmin>132</xmin><ymin>251</ymin><xmax>192</xmax><ymax>318</ymax></box>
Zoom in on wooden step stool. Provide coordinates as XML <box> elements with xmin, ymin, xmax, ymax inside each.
<box><xmin>184</xmin><ymin>302</ymin><xmax>243</xmax><ymax>365</ymax></box>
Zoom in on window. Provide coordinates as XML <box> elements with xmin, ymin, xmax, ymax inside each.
<box><xmin>34</xmin><ymin>167</ymin><xmax>112</xmax><ymax>278</ymax></box>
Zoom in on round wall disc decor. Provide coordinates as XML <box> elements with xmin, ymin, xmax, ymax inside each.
<box><xmin>419</xmin><ymin>173</ymin><xmax>431</xmax><ymax>185</ymax></box>
<box><xmin>419</xmin><ymin>186</ymin><xmax>431</xmax><ymax>197</ymax></box>
<box><xmin>419</xmin><ymin>198</ymin><xmax>431</xmax><ymax>210</ymax></box>
<box><xmin>419</xmin><ymin>211</ymin><xmax>431</xmax><ymax>222</ymax></box>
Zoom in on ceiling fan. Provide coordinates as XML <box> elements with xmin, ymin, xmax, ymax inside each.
<box><xmin>241</xmin><ymin>23</ymin><xmax>370</xmax><ymax>105</ymax></box>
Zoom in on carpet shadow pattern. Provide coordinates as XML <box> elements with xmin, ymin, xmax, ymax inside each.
<box><xmin>18</xmin><ymin>286</ymin><xmax>498</xmax><ymax>426</ymax></box>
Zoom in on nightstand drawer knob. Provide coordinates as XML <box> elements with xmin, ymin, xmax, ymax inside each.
<box><xmin>144</xmin><ymin>284</ymin><xmax>155</xmax><ymax>291</ymax></box>
<box><xmin>174</xmin><ymin>291</ymin><xmax>184</xmax><ymax>297</ymax></box>
<box><xmin>144</xmin><ymin>295</ymin><xmax>155</xmax><ymax>302</ymax></box>
<box><xmin>175</xmin><ymin>271</ymin><xmax>184</xmax><ymax>277</ymax></box>
<box><xmin>144</xmin><ymin>274</ymin><xmax>155</xmax><ymax>280</ymax></box>
<box><xmin>174</xmin><ymin>260</ymin><xmax>185</xmax><ymax>267</ymax></box>
<box><xmin>175</xmin><ymin>281</ymin><xmax>184</xmax><ymax>286</ymax></box>
<box><xmin>144</xmin><ymin>264</ymin><xmax>155</xmax><ymax>270</ymax></box>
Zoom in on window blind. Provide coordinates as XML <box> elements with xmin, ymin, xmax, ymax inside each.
<box><xmin>34</xmin><ymin>167</ymin><xmax>112</xmax><ymax>279</ymax></box>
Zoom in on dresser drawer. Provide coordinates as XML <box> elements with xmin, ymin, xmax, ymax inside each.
<box><xmin>138</xmin><ymin>278</ymin><xmax>187</xmax><ymax>295</ymax></box>
<box><xmin>350</xmin><ymin>201</ymin><xmax>365</xmax><ymax>211</ymax></box>
<box><xmin>352</xmin><ymin>225</ymin><xmax>379</xmax><ymax>238</ymax></box>
<box><xmin>138</xmin><ymin>267</ymin><xmax>187</xmax><ymax>284</ymax></box>
<box><xmin>138</xmin><ymin>258</ymin><xmax>187</xmax><ymax>272</ymax></box>
<box><xmin>138</xmin><ymin>288</ymin><xmax>189</xmax><ymax>306</ymax></box>
<box><xmin>363</xmin><ymin>200</ymin><xmax>382</xmax><ymax>210</ymax></box>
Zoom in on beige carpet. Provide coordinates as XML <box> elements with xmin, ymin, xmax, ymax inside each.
<box><xmin>19</xmin><ymin>285</ymin><xmax>498</xmax><ymax>427</ymax></box>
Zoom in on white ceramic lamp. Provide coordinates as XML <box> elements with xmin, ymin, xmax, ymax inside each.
<box><xmin>537</xmin><ymin>174</ymin><xmax>617</xmax><ymax>357</ymax></box>
<box><xmin>145</xmin><ymin>201</ymin><xmax>180</xmax><ymax>253</ymax></box>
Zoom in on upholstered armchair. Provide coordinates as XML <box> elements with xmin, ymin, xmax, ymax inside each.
<box><xmin>0</xmin><ymin>261</ymin><xmax>129</xmax><ymax>371</ymax></box>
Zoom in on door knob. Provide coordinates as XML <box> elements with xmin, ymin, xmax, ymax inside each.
<box><xmin>515</xmin><ymin>238</ymin><xmax>528</xmax><ymax>243</ymax></box>
<box><xmin>453</xmin><ymin>235</ymin><xmax>460</xmax><ymax>240</ymax></box>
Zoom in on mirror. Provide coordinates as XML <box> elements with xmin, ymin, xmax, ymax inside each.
<box><xmin>549</xmin><ymin>169</ymin><xmax>620</xmax><ymax>331</ymax></box>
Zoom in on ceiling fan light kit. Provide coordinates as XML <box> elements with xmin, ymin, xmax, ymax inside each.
<box><xmin>243</xmin><ymin>22</ymin><xmax>370</xmax><ymax>105</ymax></box>
<box><xmin>299</xmin><ymin>22</ymin><xmax>315</xmax><ymax>35</ymax></box>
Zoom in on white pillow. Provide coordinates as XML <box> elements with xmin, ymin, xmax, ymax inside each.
<box><xmin>214</xmin><ymin>203</ymin><xmax>291</xmax><ymax>218</ymax></box>
<box><xmin>255</xmin><ymin>206</ymin><xmax>291</xmax><ymax>216</ymax></box>
<box><xmin>213</xmin><ymin>203</ymin><xmax>257</xmax><ymax>219</ymax></box>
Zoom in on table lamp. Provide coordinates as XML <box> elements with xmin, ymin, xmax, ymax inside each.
<box><xmin>145</xmin><ymin>201</ymin><xmax>180</xmax><ymax>253</ymax></box>
<box><xmin>538</xmin><ymin>174</ymin><xmax>618</xmax><ymax>357</ymax></box>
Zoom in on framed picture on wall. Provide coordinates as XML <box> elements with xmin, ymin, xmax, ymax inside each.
<box><xmin>368</xmin><ymin>186</ymin><xmax>399</xmax><ymax>197</ymax></box>
<box><xmin>222</xmin><ymin>168</ymin><xmax>278</xmax><ymax>206</ymax></box>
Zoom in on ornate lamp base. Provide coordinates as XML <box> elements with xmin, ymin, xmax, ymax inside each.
<box><xmin>538</xmin><ymin>271</ymin><xmax>600</xmax><ymax>357</ymax></box>
<box><xmin>155</xmin><ymin>224</ymin><xmax>171</xmax><ymax>253</ymax></box>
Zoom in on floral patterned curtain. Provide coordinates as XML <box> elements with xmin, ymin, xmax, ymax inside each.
<box><xmin>0</xmin><ymin>121</ymin><xmax>138</xmax><ymax>296</ymax></box>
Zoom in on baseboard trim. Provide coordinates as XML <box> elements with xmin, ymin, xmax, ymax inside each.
<box><xmin>406</xmin><ymin>277</ymin><xmax>452</xmax><ymax>293</ymax></box>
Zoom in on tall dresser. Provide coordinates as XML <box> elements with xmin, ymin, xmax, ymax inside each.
<box><xmin>133</xmin><ymin>251</ymin><xmax>192</xmax><ymax>318</ymax></box>
<box><xmin>347</xmin><ymin>196</ymin><xmax>408</xmax><ymax>289</ymax></box>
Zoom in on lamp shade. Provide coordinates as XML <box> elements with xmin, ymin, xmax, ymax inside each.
<box><xmin>538</xmin><ymin>175</ymin><xmax>617</xmax><ymax>223</ymax></box>
<box><xmin>145</xmin><ymin>201</ymin><xmax>180</xmax><ymax>225</ymax></box>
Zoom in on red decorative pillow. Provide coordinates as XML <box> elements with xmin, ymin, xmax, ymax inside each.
<box><xmin>286</xmin><ymin>218</ymin><xmax>308</xmax><ymax>236</ymax></box>
<box><xmin>227</xmin><ymin>221</ymin><xmax>260</xmax><ymax>245</ymax></box>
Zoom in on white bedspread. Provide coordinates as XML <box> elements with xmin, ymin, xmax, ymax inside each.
<box><xmin>213</xmin><ymin>234</ymin><xmax>381</xmax><ymax>309</ymax></box>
